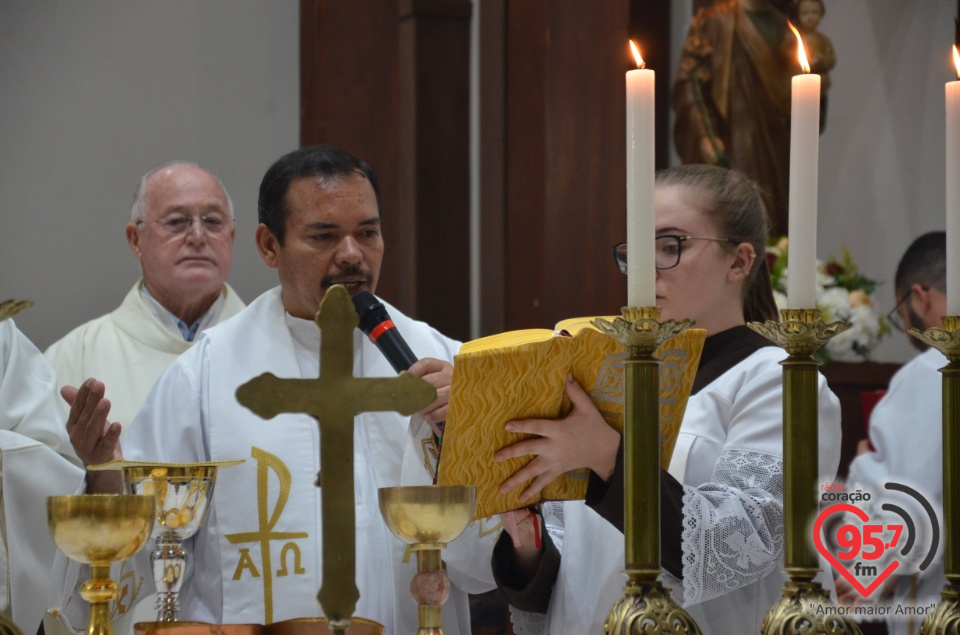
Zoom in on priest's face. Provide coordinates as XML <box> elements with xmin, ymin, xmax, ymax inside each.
<box><xmin>654</xmin><ymin>185</ymin><xmax>741</xmax><ymax>332</ymax></box>
<box><xmin>127</xmin><ymin>165</ymin><xmax>236</xmax><ymax>313</ymax></box>
<box><xmin>257</xmin><ymin>173</ymin><xmax>383</xmax><ymax>320</ymax></box>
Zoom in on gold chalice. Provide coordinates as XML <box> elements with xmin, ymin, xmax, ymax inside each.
<box><xmin>47</xmin><ymin>495</ymin><xmax>156</xmax><ymax>635</ymax></box>
<box><xmin>378</xmin><ymin>485</ymin><xmax>476</xmax><ymax>635</ymax></box>
<box><xmin>118</xmin><ymin>461</ymin><xmax>240</xmax><ymax>622</ymax></box>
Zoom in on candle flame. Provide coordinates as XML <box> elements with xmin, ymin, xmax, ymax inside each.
<box><xmin>954</xmin><ymin>44</ymin><xmax>960</xmax><ymax>79</ymax></box>
<box><xmin>629</xmin><ymin>39</ymin><xmax>645</xmax><ymax>69</ymax></box>
<box><xmin>788</xmin><ymin>21</ymin><xmax>811</xmax><ymax>73</ymax></box>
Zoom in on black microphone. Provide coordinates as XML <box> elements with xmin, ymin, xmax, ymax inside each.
<box><xmin>351</xmin><ymin>291</ymin><xmax>418</xmax><ymax>372</ymax></box>
<box><xmin>353</xmin><ymin>291</ymin><xmax>445</xmax><ymax>474</ymax></box>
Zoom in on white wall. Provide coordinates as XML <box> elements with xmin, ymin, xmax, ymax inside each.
<box><xmin>815</xmin><ymin>0</ymin><xmax>953</xmax><ymax>362</ymax></box>
<box><xmin>0</xmin><ymin>1</ymin><xmax>299</xmax><ymax>350</ymax></box>
<box><xmin>669</xmin><ymin>0</ymin><xmax>953</xmax><ymax>363</ymax></box>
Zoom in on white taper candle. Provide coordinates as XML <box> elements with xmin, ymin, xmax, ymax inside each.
<box><xmin>626</xmin><ymin>59</ymin><xmax>656</xmax><ymax>308</ymax></box>
<box><xmin>786</xmin><ymin>72</ymin><xmax>821</xmax><ymax>310</ymax></box>
<box><xmin>946</xmin><ymin>54</ymin><xmax>960</xmax><ymax>314</ymax></box>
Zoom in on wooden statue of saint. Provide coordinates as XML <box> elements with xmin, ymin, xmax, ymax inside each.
<box><xmin>792</xmin><ymin>0</ymin><xmax>836</xmax><ymax>131</ymax></box>
<box><xmin>674</xmin><ymin>0</ymin><xmax>835</xmax><ymax>237</ymax></box>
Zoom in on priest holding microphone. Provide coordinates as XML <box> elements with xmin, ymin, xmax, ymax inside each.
<box><xmin>49</xmin><ymin>144</ymin><xmax>496</xmax><ymax>635</ymax></box>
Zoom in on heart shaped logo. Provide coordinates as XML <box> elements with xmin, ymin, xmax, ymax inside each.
<box><xmin>813</xmin><ymin>503</ymin><xmax>900</xmax><ymax>598</ymax></box>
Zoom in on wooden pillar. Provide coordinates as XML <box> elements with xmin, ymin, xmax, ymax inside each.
<box><xmin>478</xmin><ymin>0</ymin><xmax>507</xmax><ymax>336</ymax></box>
<box><xmin>301</xmin><ymin>0</ymin><xmax>471</xmax><ymax>340</ymax></box>
<box><xmin>478</xmin><ymin>0</ymin><xmax>672</xmax><ymax>334</ymax></box>
<box><xmin>398</xmin><ymin>0</ymin><xmax>472</xmax><ymax>340</ymax></box>
<box><xmin>300</xmin><ymin>0</ymin><xmax>403</xmax><ymax>305</ymax></box>
<box><xmin>478</xmin><ymin>0</ymin><xmax>633</xmax><ymax>332</ymax></box>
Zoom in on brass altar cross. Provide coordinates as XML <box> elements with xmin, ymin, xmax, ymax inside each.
<box><xmin>235</xmin><ymin>285</ymin><xmax>435</xmax><ymax>632</ymax></box>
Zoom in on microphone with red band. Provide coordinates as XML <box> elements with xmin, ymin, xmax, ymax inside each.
<box><xmin>351</xmin><ymin>291</ymin><xmax>419</xmax><ymax>372</ymax></box>
<box><xmin>352</xmin><ymin>291</ymin><xmax>446</xmax><ymax>481</ymax></box>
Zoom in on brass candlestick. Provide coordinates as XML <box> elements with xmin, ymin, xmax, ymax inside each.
<box><xmin>0</xmin><ymin>611</ymin><xmax>24</xmax><ymax>635</ymax></box>
<box><xmin>47</xmin><ymin>495</ymin><xmax>156</xmax><ymax>635</ymax></box>
<box><xmin>909</xmin><ymin>316</ymin><xmax>960</xmax><ymax>634</ymax></box>
<box><xmin>378</xmin><ymin>485</ymin><xmax>476</xmax><ymax>635</ymax></box>
<box><xmin>748</xmin><ymin>308</ymin><xmax>862</xmax><ymax>634</ymax></box>
<box><xmin>593</xmin><ymin>306</ymin><xmax>701</xmax><ymax>635</ymax></box>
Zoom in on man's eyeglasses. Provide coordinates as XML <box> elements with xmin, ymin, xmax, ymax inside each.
<box><xmin>612</xmin><ymin>235</ymin><xmax>739</xmax><ymax>273</ymax></box>
<box><xmin>138</xmin><ymin>213</ymin><xmax>231</xmax><ymax>237</ymax></box>
<box><xmin>887</xmin><ymin>287</ymin><xmax>925</xmax><ymax>333</ymax></box>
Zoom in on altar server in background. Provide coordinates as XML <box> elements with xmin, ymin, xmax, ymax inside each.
<box><xmin>842</xmin><ymin>231</ymin><xmax>947</xmax><ymax>635</ymax></box>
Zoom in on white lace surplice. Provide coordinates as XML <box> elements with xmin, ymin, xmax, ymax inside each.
<box><xmin>520</xmin><ymin>346</ymin><xmax>842</xmax><ymax>635</ymax></box>
<box><xmin>680</xmin><ymin>449</ymin><xmax>783</xmax><ymax>606</ymax></box>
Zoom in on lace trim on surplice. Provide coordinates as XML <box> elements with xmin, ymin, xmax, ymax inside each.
<box><xmin>680</xmin><ymin>449</ymin><xmax>784</xmax><ymax>605</ymax></box>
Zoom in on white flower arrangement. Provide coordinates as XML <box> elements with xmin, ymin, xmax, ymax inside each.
<box><xmin>767</xmin><ymin>237</ymin><xmax>891</xmax><ymax>363</ymax></box>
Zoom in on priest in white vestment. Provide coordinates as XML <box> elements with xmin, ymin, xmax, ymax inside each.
<box><xmin>45</xmin><ymin>162</ymin><xmax>245</xmax><ymax>431</ymax></box>
<box><xmin>844</xmin><ymin>232</ymin><xmax>947</xmax><ymax>635</ymax></box>
<box><xmin>0</xmin><ymin>317</ymin><xmax>83</xmax><ymax>632</ymax></box>
<box><xmin>48</xmin><ymin>145</ymin><xmax>496</xmax><ymax>635</ymax></box>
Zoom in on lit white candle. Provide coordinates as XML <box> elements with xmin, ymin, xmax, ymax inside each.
<box><xmin>947</xmin><ymin>45</ymin><xmax>960</xmax><ymax>315</ymax></box>
<box><xmin>626</xmin><ymin>40</ymin><xmax>656</xmax><ymax>307</ymax></box>
<box><xmin>786</xmin><ymin>25</ymin><xmax>820</xmax><ymax>309</ymax></box>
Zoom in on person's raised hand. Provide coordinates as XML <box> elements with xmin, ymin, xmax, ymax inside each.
<box><xmin>495</xmin><ymin>374</ymin><xmax>621</xmax><ymax>504</ymax></box>
<box><xmin>63</xmin><ymin>378</ymin><xmax>123</xmax><ymax>493</ymax></box>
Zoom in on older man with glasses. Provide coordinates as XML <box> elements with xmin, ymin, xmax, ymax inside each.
<box><xmin>839</xmin><ymin>231</ymin><xmax>946</xmax><ymax>635</ymax></box>
<box><xmin>44</xmin><ymin>162</ymin><xmax>245</xmax><ymax>436</ymax></box>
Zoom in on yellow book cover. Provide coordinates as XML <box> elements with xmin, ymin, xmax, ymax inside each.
<box><xmin>438</xmin><ymin>318</ymin><xmax>706</xmax><ymax>518</ymax></box>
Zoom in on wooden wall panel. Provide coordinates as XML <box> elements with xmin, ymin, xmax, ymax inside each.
<box><xmin>301</xmin><ymin>0</ymin><xmax>403</xmax><ymax>305</ymax></box>
<box><xmin>398</xmin><ymin>0</ymin><xmax>472</xmax><ymax>340</ymax></box>
<box><xmin>480</xmin><ymin>0</ymin><xmax>672</xmax><ymax>334</ymax></box>
<box><xmin>478</xmin><ymin>0</ymin><xmax>507</xmax><ymax>335</ymax></box>
<box><xmin>301</xmin><ymin>0</ymin><xmax>472</xmax><ymax>340</ymax></box>
<box><xmin>540</xmin><ymin>0</ymin><xmax>631</xmax><ymax>327</ymax></box>
<box><xmin>497</xmin><ymin>0</ymin><xmax>630</xmax><ymax>332</ymax></box>
<box><xmin>503</xmin><ymin>0</ymin><xmax>549</xmax><ymax>329</ymax></box>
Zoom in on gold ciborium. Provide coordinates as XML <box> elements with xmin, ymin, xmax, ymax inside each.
<box><xmin>378</xmin><ymin>485</ymin><xmax>476</xmax><ymax>635</ymax></box>
<box><xmin>48</xmin><ymin>495</ymin><xmax>156</xmax><ymax>635</ymax></box>
<box><xmin>120</xmin><ymin>462</ymin><xmax>236</xmax><ymax>622</ymax></box>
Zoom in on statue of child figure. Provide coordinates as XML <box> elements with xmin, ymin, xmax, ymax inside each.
<box><xmin>792</xmin><ymin>0</ymin><xmax>836</xmax><ymax>129</ymax></box>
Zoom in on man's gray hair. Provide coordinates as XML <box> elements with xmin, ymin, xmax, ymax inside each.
<box><xmin>130</xmin><ymin>161</ymin><xmax>235</xmax><ymax>222</ymax></box>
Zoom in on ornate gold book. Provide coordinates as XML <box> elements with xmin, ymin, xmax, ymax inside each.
<box><xmin>438</xmin><ymin>319</ymin><xmax>706</xmax><ymax>518</ymax></box>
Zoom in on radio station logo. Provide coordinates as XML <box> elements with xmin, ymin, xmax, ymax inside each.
<box><xmin>814</xmin><ymin>481</ymin><xmax>940</xmax><ymax>605</ymax></box>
